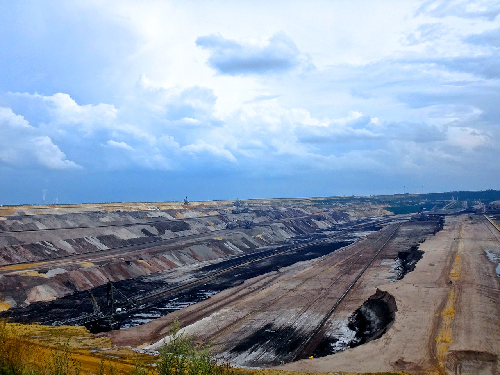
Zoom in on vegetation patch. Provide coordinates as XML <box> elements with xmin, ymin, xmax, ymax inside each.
<box><xmin>0</xmin><ymin>319</ymin><xmax>233</xmax><ymax>375</ymax></box>
<box><xmin>0</xmin><ymin>321</ymin><xmax>150</xmax><ymax>375</ymax></box>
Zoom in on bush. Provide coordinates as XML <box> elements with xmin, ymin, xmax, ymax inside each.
<box><xmin>0</xmin><ymin>321</ymin><xmax>80</xmax><ymax>375</ymax></box>
<box><xmin>47</xmin><ymin>341</ymin><xmax>80</xmax><ymax>375</ymax></box>
<box><xmin>157</xmin><ymin>319</ymin><xmax>232</xmax><ymax>375</ymax></box>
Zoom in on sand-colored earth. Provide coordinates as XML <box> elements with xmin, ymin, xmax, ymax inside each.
<box><xmin>278</xmin><ymin>215</ymin><xmax>500</xmax><ymax>374</ymax></box>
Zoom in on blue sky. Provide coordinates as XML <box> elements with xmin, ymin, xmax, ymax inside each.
<box><xmin>1</xmin><ymin>0</ymin><xmax>499</xmax><ymax>204</ymax></box>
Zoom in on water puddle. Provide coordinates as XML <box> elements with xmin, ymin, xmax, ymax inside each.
<box><xmin>484</xmin><ymin>249</ymin><xmax>500</xmax><ymax>277</ymax></box>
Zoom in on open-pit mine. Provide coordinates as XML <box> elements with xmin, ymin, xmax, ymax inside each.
<box><xmin>1</xmin><ymin>193</ymin><xmax>500</xmax><ymax>375</ymax></box>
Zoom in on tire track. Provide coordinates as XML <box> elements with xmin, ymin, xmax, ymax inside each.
<box><xmin>210</xmin><ymin>223</ymin><xmax>402</xmax><ymax>366</ymax></box>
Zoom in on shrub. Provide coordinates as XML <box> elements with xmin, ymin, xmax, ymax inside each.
<box><xmin>0</xmin><ymin>319</ymin><xmax>232</xmax><ymax>375</ymax></box>
<box><xmin>46</xmin><ymin>341</ymin><xmax>80</xmax><ymax>375</ymax></box>
<box><xmin>0</xmin><ymin>321</ymin><xmax>80</xmax><ymax>375</ymax></box>
<box><xmin>157</xmin><ymin>319</ymin><xmax>232</xmax><ymax>375</ymax></box>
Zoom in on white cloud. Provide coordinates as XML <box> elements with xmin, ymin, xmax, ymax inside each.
<box><xmin>5</xmin><ymin>92</ymin><xmax>119</xmax><ymax>136</ymax></box>
<box><xmin>106</xmin><ymin>140</ymin><xmax>134</xmax><ymax>151</ymax></box>
<box><xmin>447</xmin><ymin>126</ymin><xmax>489</xmax><ymax>150</ymax></box>
<box><xmin>44</xmin><ymin>93</ymin><xmax>117</xmax><ymax>131</ymax></box>
<box><xmin>0</xmin><ymin>107</ymin><xmax>81</xmax><ymax>170</ymax></box>
<box><xmin>403</xmin><ymin>23</ymin><xmax>449</xmax><ymax>46</ymax></box>
<box><xmin>32</xmin><ymin>136</ymin><xmax>82</xmax><ymax>169</ymax></box>
<box><xmin>416</xmin><ymin>0</ymin><xmax>500</xmax><ymax>20</ymax></box>
<box><xmin>182</xmin><ymin>141</ymin><xmax>237</xmax><ymax>163</ymax></box>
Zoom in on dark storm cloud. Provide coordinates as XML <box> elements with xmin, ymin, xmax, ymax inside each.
<box><xmin>196</xmin><ymin>32</ymin><xmax>309</xmax><ymax>75</ymax></box>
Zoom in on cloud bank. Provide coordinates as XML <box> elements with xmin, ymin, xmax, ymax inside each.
<box><xmin>0</xmin><ymin>107</ymin><xmax>81</xmax><ymax>170</ymax></box>
<box><xmin>0</xmin><ymin>0</ymin><xmax>499</xmax><ymax>204</ymax></box>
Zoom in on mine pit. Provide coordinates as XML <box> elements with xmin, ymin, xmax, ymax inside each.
<box><xmin>4</xmin><ymin>199</ymin><xmax>498</xmax><ymax>373</ymax></box>
<box><xmin>1</xmin><ymin>205</ymin><xmax>441</xmax><ymax>367</ymax></box>
<box><xmin>391</xmin><ymin>245</ymin><xmax>425</xmax><ymax>281</ymax></box>
<box><xmin>119</xmin><ymin>219</ymin><xmax>442</xmax><ymax>368</ymax></box>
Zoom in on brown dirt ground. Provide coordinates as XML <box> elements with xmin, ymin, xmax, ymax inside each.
<box><xmin>109</xmin><ymin>221</ymin><xmax>433</xmax><ymax>369</ymax></box>
<box><xmin>108</xmin><ymin>215</ymin><xmax>499</xmax><ymax>374</ymax></box>
<box><xmin>277</xmin><ymin>215</ymin><xmax>500</xmax><ymax>374</ymax></box>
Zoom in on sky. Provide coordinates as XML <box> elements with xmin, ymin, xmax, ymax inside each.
<box><xmin>1</xmin><ymin>0</ymin><xmax>499</xmax><ymax>204</ymax></box>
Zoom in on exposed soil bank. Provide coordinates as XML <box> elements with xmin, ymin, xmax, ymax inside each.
<box><xmin>393</xmin><ymin>245</ymin><xmax>424</xmax><ymax>280</ymax></box>
<box><xmin>312</xmin><ymin>289</ymin><xmax>397</xmax><ymax>357</ymax></box>
<box><xmin>446</xmin><ymin>350</ymin><xmax>498</xmax><ymax>375</ymax></box>
<box><xmin>348</xmin><ymin>289</ymin><xmax>397</xmax><ymax>346</ymax></box>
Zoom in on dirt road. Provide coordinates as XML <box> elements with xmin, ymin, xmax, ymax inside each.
<box><xmin>109</xmin><ymin>220</ymin><xmax>440</xmax><ymax>368</ymax></box>
<box><xmin>278</xmin><ymin>215</ymin><xmax>500</xmax><ymax>374</ymax></box>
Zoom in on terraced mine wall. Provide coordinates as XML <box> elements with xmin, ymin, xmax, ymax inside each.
<box><xmin>4</xmin><ymin>239</ymin><xmax>353</xmax><ymax>331</ymax></box>
<box><xmin>0</xmin><ymin>202</ymin><xmax>390</xmax><ymax>310</ymax></box>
